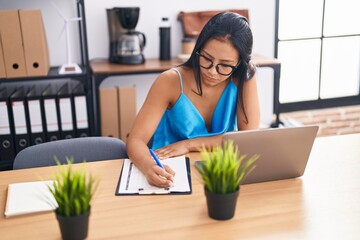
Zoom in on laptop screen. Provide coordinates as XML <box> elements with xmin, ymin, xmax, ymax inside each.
<box><xmin>221</xmin><ymin>126</ymin><xmax>318</xmax><ymax>184</ymax></box>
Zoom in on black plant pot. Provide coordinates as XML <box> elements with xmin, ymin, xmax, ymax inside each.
<box><xmin>205</xmin><ymin>187</ymin><xmax>240</xmax><ymax>220</ymax></box>
<box><xmin>56</xmin><ymin>209</ymin><xmax>91</xmax><ymax>240</ymax></box>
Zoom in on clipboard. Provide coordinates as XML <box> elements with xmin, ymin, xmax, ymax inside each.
<box><xmin>115</xmin><ymin>156</ymin><xmax>192</xmax><ymax>195</ymax></box>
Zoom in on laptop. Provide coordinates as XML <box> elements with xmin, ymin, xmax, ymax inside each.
<box><xmin>221</xmin><ymin>125</ymin><xmax>319</xmax><ymax>185</ymax></box>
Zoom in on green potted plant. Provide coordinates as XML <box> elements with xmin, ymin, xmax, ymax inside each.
<box><xmin>196</xmin><ymin>140</ymin><xmax>259</xmax><ymax>220</ymax></box>
<box><xmin>48</xmin><ymin>158</ymin><xmax>99</xmax><ymax>240</ymax></box>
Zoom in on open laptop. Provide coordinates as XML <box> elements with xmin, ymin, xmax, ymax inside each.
<box><xmin>221</xmin><ymin>125</ymin><xmax>319</xmax><ymax>184</ymax></box>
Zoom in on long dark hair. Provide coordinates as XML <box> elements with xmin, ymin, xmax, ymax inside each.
<box><xmin>181</xmin><ymin>12</ymin><xmax>256</xmax><ymax>123</ymax></box>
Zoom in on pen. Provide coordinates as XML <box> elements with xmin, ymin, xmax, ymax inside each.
<box><xmin>149</xmin><ymin>149</ymin><xmax>164</xmax><ymax>169</ymax></box>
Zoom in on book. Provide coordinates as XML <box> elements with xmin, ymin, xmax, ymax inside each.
<box><xmin>116</xmin><ymin>155</ymin><xmax>192</xmax><ymax>195</ymax></box>
<box><xmin>5</xmin><ymin>180</ymin><xmax>58</xmax><ymax>218</ymax></box>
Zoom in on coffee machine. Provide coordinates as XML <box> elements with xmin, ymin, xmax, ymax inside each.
<box><xmin>106</xmin><ymin>7</ymin><xmax>146</xmax><ymax>64</ymax></box>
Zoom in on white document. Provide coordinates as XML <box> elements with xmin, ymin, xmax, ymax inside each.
<box><xmin>117</xmin><ymin>155</ymin><xmax>191</xmax><ymax>195</ymax></box>
<box><xmin>5</xmin><ymin>180</ymin><xmax>58</xmax><ymax>218</ymax></box>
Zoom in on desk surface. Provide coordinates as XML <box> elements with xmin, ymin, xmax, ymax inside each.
<box><xmin>90</xmin><ymin>54</ymin><xmax>280</xmax><ymax>75</ymax></box>
<box><xmin>1</xmin><ymin>133</ymin><xmax>359</xmax><ymax>239</ymax></box>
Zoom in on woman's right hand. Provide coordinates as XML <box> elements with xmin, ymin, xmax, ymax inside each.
<box><xmin>146</xmin><ymin>164</ymin><xmax>175</xmax><ymax>188</ymax></box>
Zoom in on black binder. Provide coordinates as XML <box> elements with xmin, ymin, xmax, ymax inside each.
<box><xmin>41</xmin><ymin>84</ymin><xmax>61</xmax><ymax>142</ymax></box>
<box><xmin>57</xmin><ymin>83</ymin><xmax>75</xmax><ymax>139</ymax></box>
<box><xmin>25</xmin><ymin>86</ymin><xmax>46</xmax><ymax>145</ymax></box>
<box><xmin>9</xmin><ymin>87</ymin><xmax>30</xmax><ymax>154</ymax></box>
<box><xmin>72</xmin><ymin>83</ymin><xmax>90</xmax><ymax>137</ymax></box>
<box><xmin>0</xmin><ymin>87</ymin><xmax>16</xmax><ymax>167</ymax></box>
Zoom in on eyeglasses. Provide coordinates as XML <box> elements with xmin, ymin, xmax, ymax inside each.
<box><xmin>196</xmin><ymin>52</ymin><xmax>239</xmax><ymax>76</ymax></box>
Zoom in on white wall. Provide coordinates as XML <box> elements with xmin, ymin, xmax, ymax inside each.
<box><xmin>0</xmin><ymin>0</ymin><xmax>277</xmax><ymax>125</ymax></box>
<box><xmin>85</xmin><ymin>0</ymin><xmax>276</xmax><ymax>125</ymax></box>
<box><xmin>85</xmin><ymin>0</ymin><xmax>275</xmax><ymax>60</ymax></box>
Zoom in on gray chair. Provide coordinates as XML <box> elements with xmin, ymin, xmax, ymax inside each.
<box><xmin>13</xmin><ymin>137</ymin><xmax>128</xmax><ymax>170</ymax></box>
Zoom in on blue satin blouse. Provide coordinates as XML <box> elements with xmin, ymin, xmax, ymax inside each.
<box><xmin>151</xmin><ymin>68</ymin><xmax>238</xmax><ymax>150</ymax></box>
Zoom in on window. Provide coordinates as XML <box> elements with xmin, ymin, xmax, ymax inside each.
<box><xmin>276</xmin><ymin>0</ymin><xmax>360</xmax><ymax>112</ymax></box>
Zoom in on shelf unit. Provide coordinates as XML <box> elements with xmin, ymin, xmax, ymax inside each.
<box><xmin>0</xmin><ymin>0</ymin><xmax>93</xmax><ymax>170</ymax></box>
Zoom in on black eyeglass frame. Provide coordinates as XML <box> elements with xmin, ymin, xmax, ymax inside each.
<box><xmin>195</xmin><ymin>51</ymin><xmax>239</xmax><ymax>76</ymax></box>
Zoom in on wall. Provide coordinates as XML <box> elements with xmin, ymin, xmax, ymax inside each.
<box><xmin>85</xmin><ymin>0</ymin><xmax>275</xmax><ymax>60</ymax></box>
<box><xmin>87</xmin><ymin>0</ymin><xmax>277</xmax><ymax>125</ymax></box>
<box><xmin>0</xmin><ymin>0</ymin><xmax>276</xmax><ymax>125</ymax></box>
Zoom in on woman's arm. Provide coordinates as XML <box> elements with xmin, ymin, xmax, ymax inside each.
<box><xmin>154</xmin><ymin>134</ymin><xmax>223</xmax><ymax>159</ymax></box>
<box><xmin>237</xmin><ymin>74</ymin><xmax>260</xmax><ymax>130</ymax></box>
<box><xmin>126</xmin><ymin>70</ymin><xmax>179</xmax><ymax>187</ymax></box>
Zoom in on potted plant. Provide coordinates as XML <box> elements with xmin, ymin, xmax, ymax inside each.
<box><xmin>195</xmin><ymin>140</ymin><xmax>259</xmax><ymax>220</ymax></box>
<box><xmin>48</xmin><ymin>158</ymin><xmax>99</xmax><ymax>240</ymax></box>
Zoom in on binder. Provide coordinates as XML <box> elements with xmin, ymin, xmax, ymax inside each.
<box><xmin>25</xmin><ymin>86</ymin><xmax>46</xmax><ymax>145</ymax></box>
<box><xmin>41</xmin><ymin>84</ymin><xmax>60</xmax><ymax>142</ymax></box>
<box><xmin>0</xmin><ymin>10</ymin><xmax>27</xmax><ymax>78</ymax></box>
<box><xmin>99</xmin><ymin>87</ymin><xmax>119</xmax><ymax>138</ymax></box>
<box><xmin>0</xmin><ymin>36</ymin><xmax>6</xmax><ymax>78</ymax></box>
<box><xmin>72</xmin><ymin>83</ymin><xmax>89</xmax><ymax>137</ymax></box>
<box><xmin>57</xmin><ymin>83</ymin><xmax>75</xmax><ymax>139</ymax></box>
<box><xmin>0</xmin><ymin>87</ymin><xmax>16</xmax><ymax>163</ymax></box>
<box><xmin>19</xmin><ymin>9</ymin><xmax>50</xmax><ymax>77</ymax></box>
<box><xmin>9</xmin><ymin>87</ymin><xmax>30</xmax><ymax>154</ymax></box>
<box><xmin>116</xmin><ymin>156</ymin><xmax>192</xmax><ymax>195</ymax></box>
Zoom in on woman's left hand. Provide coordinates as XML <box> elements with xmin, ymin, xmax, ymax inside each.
<box><xmin>154</xmin><ymin>140</ymin><xmax>190</xmax><ymax>159</ymax></box>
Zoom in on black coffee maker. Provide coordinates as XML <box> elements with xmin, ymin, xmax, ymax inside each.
<box><xmin>107</xmin><ymin>7</ymin><xmax>146</xmax><ymax>64</ymax></box>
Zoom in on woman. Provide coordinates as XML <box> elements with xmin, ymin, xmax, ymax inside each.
<box><xmin>126</xmin><ymin>12</ymin><xmax>260</xmax><ymax>187</ymax></box>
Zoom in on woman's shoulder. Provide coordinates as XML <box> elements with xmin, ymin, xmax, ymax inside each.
<box><xmin>155</xmin><ymin>67</ymin><xmax>190</xmax><ymax>88</ymax></box>
<box><xmin>149</xmin><ymin>68</ymin><xmax>185</xmax><ymax>103</ymax></box>
<box><xmin>158</xmin><ymin>68</ymin><xmax>180</xmax><ymax>80</ymax></box>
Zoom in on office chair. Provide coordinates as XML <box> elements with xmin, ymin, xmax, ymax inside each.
<box><xmin>13</xmin><ymin>137</ymin><xmax>128</xmax><ymax>170</ymax></box>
